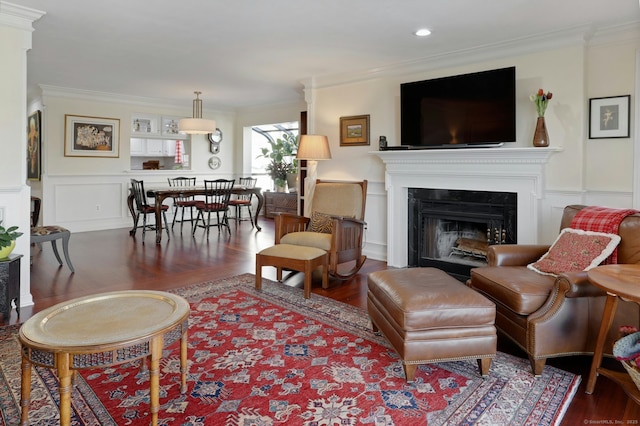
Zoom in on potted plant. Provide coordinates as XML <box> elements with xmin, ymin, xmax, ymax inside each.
<box><xmin>257</xmin><ymin>133</ymin><xmax>298</xmax><ymax>192</ymax></box>
<box><xmin>0</xmin><ymin>221</ymin><xmax>22</xmax><ymax>259</ymax></box>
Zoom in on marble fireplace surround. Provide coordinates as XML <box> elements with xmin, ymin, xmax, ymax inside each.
<box><xmin>374</xmin><ymin>147</ymin><xmax>558</xmax><ymax>268</ymax></box>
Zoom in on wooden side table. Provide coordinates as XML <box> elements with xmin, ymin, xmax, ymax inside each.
<box><xmin>19</xmin><ymin>290</ymin><xmax>190</xmax><ymax>426</ymax></box>
<box><xmin>264</xmin><ymin>191</ymin><xmax>298</xmax><ymax>218</ymax></box>
<box><xmin>0</xmin><ymin>254</ymin><xmax>21</xmax><ymax>323</ymax></box>
<box><xmin>586</xmin><ymin>265</ymin><xmax>640</xmax><ymax>413</ymax></box>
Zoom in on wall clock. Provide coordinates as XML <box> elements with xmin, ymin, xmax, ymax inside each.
<box><xmin>208</xmin><ymin>156</ymin><xmax>221</xmax><ymax>170</ymax></box>
<box><xmin>208</xmin><ymin>128</ymin><xmax>223</xmax><ymax>154</ymax></box>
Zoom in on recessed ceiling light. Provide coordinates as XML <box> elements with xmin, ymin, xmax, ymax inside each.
<box><xmin>415</xmin><ymin>28</ymin><xmax>431</xmax><ymax>37</ymax></box>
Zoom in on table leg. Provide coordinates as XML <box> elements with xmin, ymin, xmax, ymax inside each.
<box><xmin>20</xmin><ymin>355</ymin><xmax>32</xmax><ymax>425</ymax></box>
<box><xmin>180</xmin><ymin>330</ymin><xmax>188</xmax><ymax>394</ymax></box>
<box><xmin>253</xmin><ymin>189</ymin><xmax>264</xmax><ymax>232</ymax></box>
<box><xmin>585</xmin><ymin>294</ymin><xmax>619</xmax><ymax>394</ymax></box>
<box><xmin>56</xmin><ymin>353</ymin><xmax>73</xmax><ymax>426</ymax></box>
<box><xmin>154</xmin><ymin>194</ymin><xmax>169</xmax><ymax>244</ymax></box>
<box><xmin>149</xmin><ymin>335</ymin><xmax>163</xmax><ymax>426</ymax></box>
<box><xmin>127</xmin><ymin>193</ymin><xmax>139</xmax><ymax>236</ymax></box>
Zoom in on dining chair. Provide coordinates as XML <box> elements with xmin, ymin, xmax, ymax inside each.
<box><xmin>130</xmin><ymin>179</ymin><xmax>170</xmax><ymax>240</ymax></box>
<box><xmin>229</xmin><ymin>177</ymin><xmax>257</xmax><ymax>228</ymax></box>
<box><xmin>192</xmin><ymin>179</ymin><xmax>235</xmax><ymax>238</ymax></box>
<box><xmin>167</xmin><ymin>177</ymin><xmax>197</xmax><ymax>234</ymax></box>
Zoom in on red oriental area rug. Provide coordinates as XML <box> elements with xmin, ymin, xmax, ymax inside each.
<box><xmin>0</xmin><ymin>274</ymin><xmax>579</xmax><ymax>425</ymax></box>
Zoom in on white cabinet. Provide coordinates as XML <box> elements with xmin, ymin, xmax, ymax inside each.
<box><xmin>146</xmin><ymin>139</ymin><xmax>164</xmax><ymax>156</ymax></box>
<box><xmin>163</xmin><ymin>140</ymin><xmax>177</xmax><ymax>157</ymax></box>
<box><xmin>131</xmin><ymin>114</ymin><xmax>188</xmax><ymax>140</ymax></box>
<box><xmin>130</xmin><ymin>138</ymin><xmax>145</xmax><ymax>155</ymax></box>
<box><xmin>130</xmin><ymin>139</ymin><xmax>180</xmax><ymax>157</ymax></box>
<box><xmin>132</xmin><ymin>114</ymin><xmax>160</xmax><ymax>137</ymax></box>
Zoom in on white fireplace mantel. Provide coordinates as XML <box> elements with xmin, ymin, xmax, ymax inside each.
<box><xmin>373</xmin><ymin>147</ymin><xmax>560</xmax><ymax>267</ymax></box>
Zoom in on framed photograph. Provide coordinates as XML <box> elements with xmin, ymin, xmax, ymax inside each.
<box><xmin>340</xmin><ymin>114</ymin><xmax>370</xmax><ymax>146</ymax></box>
<box><xmin>65</xmin><ymin>115</ymin><xmax>120</xmax><ymax>158</ymax></box>
<box><xmin>27</xmin><ymin>110</ymin><xmax>41</xmax><ymax>181</ymax></box>
<box><xmin>589</xmin><ymin>95</ymin><xmax>630</xmax><ymax>139</ymax></box>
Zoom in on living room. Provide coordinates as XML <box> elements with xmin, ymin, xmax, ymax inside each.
<box><xmin>2</xmin><ymin>1</ymin><xmax>640</xmax><ymax>424</ymax></box>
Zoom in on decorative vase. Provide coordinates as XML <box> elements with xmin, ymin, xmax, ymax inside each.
<box><xmin>0</xmin><ymin>240</ymin><xmax>16</xmax><ymax>259</ymax></box>
<box><xmin>532</xmin><ymin>117</ymin><xmax>549</xmax><ymax>147</ymax></box>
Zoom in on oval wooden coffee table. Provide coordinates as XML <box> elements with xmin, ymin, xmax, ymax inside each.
<box><xmin>19</xmin><ymin>290</ymin><xmax>190</xmax><ymax>426</ymax></box>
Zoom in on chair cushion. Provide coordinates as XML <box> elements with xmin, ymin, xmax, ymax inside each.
<box><xmin>258</xmin><ymin>244</ymin><xmax>326</xmax><ymax>261</ymax></box>
<box><xmin>141</xmin><ymin>205</ymin><xmax>169</xmax><ymax>213</ymax></box>
<box><xmin>527</xmin><ymin>228</ymin><xmax>620</xmax><ymax>277</ymax></box>
<box><xmin>31</xmin><ymin>225</ymin><xmax>69</xmax><ymax>236</ymax></box>
<box><xmin>176</xmin><ymin>200</ymin><xmax>198</xmax><ymax>207</ymax></box>
<box><xmin>280</xmin><ymin>231</ymin><xmax>332</xmax><ymax>251</ymax></box>
<box><xmin>313</xmin><ymin>183</ymin><xmax>364</xmax><ymax>220</ymax></box>
<box><xmin>470</xmin><ymin>266</ymin><xmax>555</xmax><ymax>315</ymax></box>
<box><xmin>308</xmin><ymin>211</ymin><xmax>334</xmax><ymax>234</ymax></box>
<box><xmin>195</xmin><ymin>202</ymin><xmax>226</xmax><ymax>212</ymax></box>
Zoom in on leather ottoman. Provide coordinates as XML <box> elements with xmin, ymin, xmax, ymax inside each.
<box><xmin>367</xmin><ymin>268</ymin><xmax>497</xmax><ymax>381</ymax></box>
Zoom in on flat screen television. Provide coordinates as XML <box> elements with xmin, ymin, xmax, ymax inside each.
<box><xmin>400</xmin><ymin>66</ymin><xmax>516</xmax><ymax>149</ymax></box>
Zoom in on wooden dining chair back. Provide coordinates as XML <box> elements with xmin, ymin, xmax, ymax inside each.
<box><xmin>229</xmin><ymin>177</ymin><xmax>257</xmax><ymax>228</ymax></box>
<box><xmin>167</xmin><ymin>177</ymin><xmax>197</xmax><ymax>233</ymax></box>
<box><xmin>192</xmin><ymin>179</ymin><xmax>235</xmax><ymax>238</ymax></box>
<box><xmin>130</xmin><ymin>179</ymin><xmax>170</xmax><ymax>239</ymax></box>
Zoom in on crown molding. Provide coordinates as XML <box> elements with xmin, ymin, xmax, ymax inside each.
<box><xmin>38</xmin><ymin>85</ymin><xmax>234</xmax><ymax>115</ymax></box>
<box><xmin>0</xmin><ymin>1</ymin><xmax>45</xmax><ymax>31</ymax></box>
<box><xmin>310</xmin><ymin>22</ymin><xmax>640</xmax><ymax>90</ymax></box>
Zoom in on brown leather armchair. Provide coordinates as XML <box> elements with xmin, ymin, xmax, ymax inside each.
<box><xmin>468</xmin><ymin>205</ymin><xmax>640</xmax><ymax>375</ymax></box>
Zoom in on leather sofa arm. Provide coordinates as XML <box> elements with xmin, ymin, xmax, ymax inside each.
<box><xmin>555</xmin><ymin>271</ymin><xmax>607</xmax><ymax>298</ymax></box>
<box><xmin>487</xmin><ymin>244</ymin><xmax>551</xmax><ymax>267</ymax></box>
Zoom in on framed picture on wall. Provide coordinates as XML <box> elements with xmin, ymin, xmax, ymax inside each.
<box><xmin>27</xmin><ymin>110</ymin><xmax>41</xmax><ymax>181</ymax></box>
<box><xmin>588</xmin><ymin>95</ymin><xmax>631</xmax><ymax>139</ymax></box>
<box><xmin>340</xmin><ymin>115</ymin><xmax>370</xmax><ymax>146</ymax></box>
<box><xmin>64</xmin><ymin>115</ymin><xmax>120</xmax><ymax>157</ymax></box>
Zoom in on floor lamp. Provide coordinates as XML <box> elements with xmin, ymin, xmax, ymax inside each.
<box><xmin>296</xmin><ymin>135</ymin><xmax>332</xmax><ymax>217</ymax></box>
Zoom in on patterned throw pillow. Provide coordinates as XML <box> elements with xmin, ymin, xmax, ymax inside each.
<box><xmin>527</xmin><ymin>228</ymin><xmax>621</xmax><ymax>277</ymax></box>
<box><xmin>308</xmin><ymin>211</ymin><xmax>334</xmax><ymax>234</ymax></box>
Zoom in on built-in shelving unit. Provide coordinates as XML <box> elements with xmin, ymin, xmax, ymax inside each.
<box><xmin>130</xmin><ymin>113</ymin><xmax>190</xmax><ymax>170</ymax></box>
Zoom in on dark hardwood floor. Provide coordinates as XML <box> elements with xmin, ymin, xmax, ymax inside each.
<box><xmin>12</xmin><ymin>217</ymin><xmax>639</xmax><ymax>423</ymax></box>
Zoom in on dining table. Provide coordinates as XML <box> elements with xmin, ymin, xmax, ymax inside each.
<box><xmin>127</xmin><ymin>185</ymin><xmax>264</xmax><ymax>244</ymax></box>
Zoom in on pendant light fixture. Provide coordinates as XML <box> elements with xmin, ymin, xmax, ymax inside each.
<box><xmin>178</xmin><ymin>91</ymin><xmax>216</xmax><ymax>134</ymax></box>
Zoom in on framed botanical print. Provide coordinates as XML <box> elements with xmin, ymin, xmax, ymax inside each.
<box><xmin>64</xmin><ymin>115</ymin><xmax>120</xmax><ymax>157</ymax></box>
<box><xmin>589</xmin><ymin>95</ymin><xmax>631</xmax><ymax>139</ymax></box>
<box><xmin>340</xmin><ymin>115</ymin><xmax>370</xmax><ymax>146</ymax></box>
<box><xmin>27</xmin><ymin>110</ymin><xmax>41</xmax><ymax>180</ymax></box>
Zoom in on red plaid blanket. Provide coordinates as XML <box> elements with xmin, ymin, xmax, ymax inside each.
<box><xmin>570</xmin><ymin>206</ymin><xmax>638</xmax><ymax>264</ymax></box>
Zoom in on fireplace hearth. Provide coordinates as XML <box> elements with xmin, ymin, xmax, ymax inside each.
<box><xmin>408</xmin><ymin>188</ymin><xmax>517</xmax><ymax>280</ymax></box>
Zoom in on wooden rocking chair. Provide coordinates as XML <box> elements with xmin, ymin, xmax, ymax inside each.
<box><xmin>274</xmin><ymin>179</ymin><xmax>367</xmax><ymax>280</ymax></box>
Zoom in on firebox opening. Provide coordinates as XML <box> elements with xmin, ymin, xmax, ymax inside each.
<box><xmin>409</xmin><ymin>188</ymin><xmax>517</xmax><ymax>280</ymax></box>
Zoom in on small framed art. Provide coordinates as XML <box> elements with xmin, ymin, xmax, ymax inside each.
<box><xmin>27</xmin><ymin>110</ymin><xmax>41</xmax><ymax>180</ymax></box>
<box><xmin>589</xmin><ymin>95</ymin><xmax>630</xmax><ymax>139</ymax></box>
<box><xmin>340</xmin><ymin>114</ymin><xmax>370</xmax><ymax>146</ymax></box>
<box><xmin>64</xmin><ymin>115</ymin><xmax>120</xmax><ymax>157</ymax></box>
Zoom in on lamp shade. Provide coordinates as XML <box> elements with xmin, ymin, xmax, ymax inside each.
<box><xmin>179</xmin><ymin>91</ymin><xmax>216</xmax><ymax>134</ymax></box>
<box><xmin>296</xmin><ymin>135</ymin><xmax>332</xmax><ymax>160</ymax></box>
<box><xmin>178</xmin><ymin>118</ymin><xmax>216</xmax><ymax>134</ymax></box>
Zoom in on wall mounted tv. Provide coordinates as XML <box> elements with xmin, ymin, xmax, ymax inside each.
<box><xmin>400</xmin><ymin>66</ymin><xmax>516</xmax><ymax>149</ymax></box>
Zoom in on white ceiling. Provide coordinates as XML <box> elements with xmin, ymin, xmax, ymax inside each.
<box><xmin>7</xmin><ymin>0</ymin><xmax>640</xmax><ymax>109</ymax></box>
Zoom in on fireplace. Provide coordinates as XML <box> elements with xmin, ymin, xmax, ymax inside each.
<box><xmin>408</xmin><ymin>188</ymin><xmax>517</xmax><ymax>280</ymax></box>
<box><xmin>374</xmin><ymin>147</ymin><xmax>557</xmax><ymax>269</ymax></box>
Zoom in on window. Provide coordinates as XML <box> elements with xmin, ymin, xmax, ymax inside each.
<box><xmin>251</xmin><ymin>122</ymin><xmax>298</xmax><ymax>191</ymax></box>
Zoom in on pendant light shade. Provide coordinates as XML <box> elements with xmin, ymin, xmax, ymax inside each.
<box><xmin>178</xmin><ymin>91</ymin><xmax>216</xmax><ymax>134</ymax></box>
